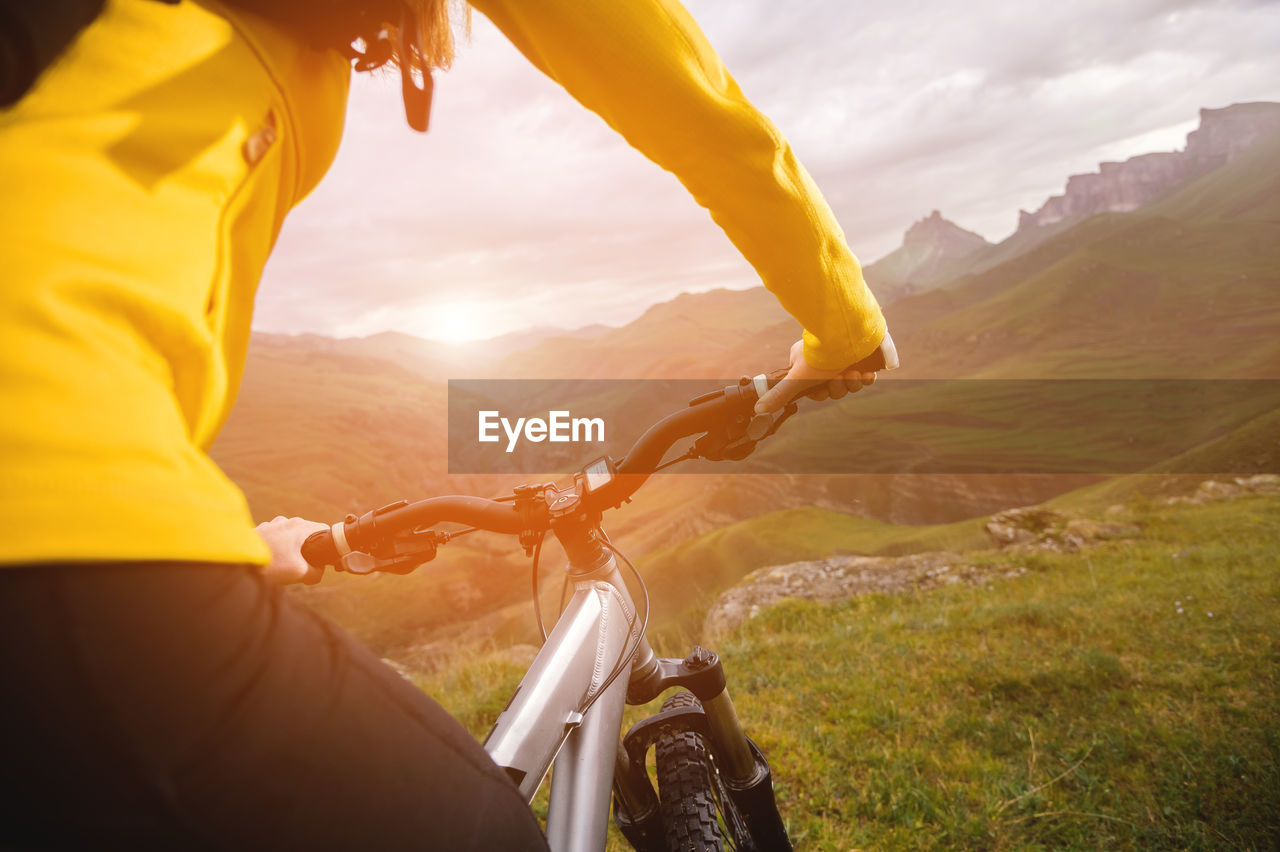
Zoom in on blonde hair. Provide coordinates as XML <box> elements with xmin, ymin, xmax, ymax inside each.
<box><xmin>394</xmin><ymin>0</ymin><xmax>470</xmax><ymax>71</ymax></box>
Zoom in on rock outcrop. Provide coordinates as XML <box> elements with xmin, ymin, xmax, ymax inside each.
<box><xmin>703</xmin><ymin>474</ymin><xmax>1279</xmax><ymax>638</ymax></box>
<box><xmin>1017</xmin><ymin>102</ymin><xmax>1280</xmax><ymax>232</ymax></box>
<box><xmin>703</xmin><ymin>551</ymin><xmax>1015</xmax><ymax>638</ymax></box>
<box><xmin>983</xmin><ymin>506</ymin><xmax>1140</xmax><ymax>554</ymax></box>
<box><xmin>865</xmin><ymin>210</ymin><xmax>990</xmax><ymax>302</ymax></box>
<box><xmin>1159</xmin><ymin>473</ymin><xmax>1280</xmax><ymax>506</ymax></box>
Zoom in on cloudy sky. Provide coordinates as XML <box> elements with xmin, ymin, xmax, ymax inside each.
<box><xmin>255</xmin><ymin>0</ymin><xmax>1280</xmax><ymax>343</ymax></box>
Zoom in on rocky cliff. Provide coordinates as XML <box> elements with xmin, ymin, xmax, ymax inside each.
<box><xmin>864</xmin><ymin>210</ymin><xmax>991</xmax><ymax>302</ymax></box>
<box><xmin>1017</xmin><ymin>102</ymin><xmax>1280</xmax><ymax>232</ymax></box>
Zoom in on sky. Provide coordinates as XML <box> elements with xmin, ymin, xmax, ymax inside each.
<box><xmin>254</xmin><ymin>0</ymin><xmax>1280</xmax><ymax>343</ymax></box>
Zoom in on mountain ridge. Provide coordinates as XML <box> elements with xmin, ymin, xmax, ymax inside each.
<box><xmin>1017</xmin><ymin>102</ymin><xmax>1280</xmax><ymax>233</ymax></box>
<box><xmin>864</xmin><ymin>210</ymin><xmax>991</xmax><ymax>303</ymax></box>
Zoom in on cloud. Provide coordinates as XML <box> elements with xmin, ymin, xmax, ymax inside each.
<box><xmin>255</xmin><ymin>0</ymin><xmax>1280</xmax><ymax>341</ymax></box>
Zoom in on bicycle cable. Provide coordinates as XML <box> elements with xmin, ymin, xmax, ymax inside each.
<box><xmin>576</xmin><ymin>530</ymin><xmax>649</xmax><ymax>717</ymax></box>
<box><xmin>530</xmin><ymin>532</ymin><xmax>550</xmax><ymax>642</ymax></box>
<box><xmin>652</xmin><ymin>447</ymin><xmax>696</xmax><ymax>473</ymax></box>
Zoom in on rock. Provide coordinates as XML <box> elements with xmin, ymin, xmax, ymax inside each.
<box><xmin>991</xmin><ymin>506</ymin><xmax>1068</xmax><ymax>532</ymax></box>
<box><xmin>1064</xmin><ymin>519</ymin><xmax>1141</xmax><ymax>542</ymax></box>
<box><xmin>1018</xmin><ymin>102</ymin><xmax>1280</xmax><ymax>233</ymax></box>
<box><xmin>1159</xmin><ymin>475</ymin><xmax>1279</xmax><ymax>507</ymax></box>
<box><xmin>703</xmin><ymin>595</ymin><xmax>755</xmax><ymax>639</ymax></box>
<box><xmin>1237</xmin><ymin>473</ymin><xmax>1280</xmax><ymax>493</ymax></box>
<box><xmin>1197</xmin><ymin>480</ymin><xmax>1242</xmax><ymax>501</ymax></box>
<box><xmin>985</xmin><ymin>506</ymin><xmax>1069</xmax><ymax>548</ymax></box>
<box><xmin>984</xmin><ymin>505</ymin><xmax>1146</xmax><ymax>554</ymax></box>
<box><xmin>704</xmin><ymin>472</ymin><xmax>1278</xmax><ymax>638</ymax></box>
<box><xmin>704</xmin><ymin>552</ymin><xmax>981</xmax><ymax>638</ymax></box>
<box><xmin>984</xmin><ymin>521</ymin><xmax>1036</xmax><ymax>547</ymax></box>
<box><xmin>864</xmin><ymin>210</ymin><xmax>991</xmax><ymax>299</ymax></box>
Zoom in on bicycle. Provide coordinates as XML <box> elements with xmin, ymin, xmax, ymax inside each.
<box><xmin>301</xmin><ymin>352</ymin><xmax>890</xmax><ymax>852</ymax></box>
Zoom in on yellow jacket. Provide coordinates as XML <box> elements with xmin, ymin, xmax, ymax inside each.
<box><xmin>0</xmin><ymin>0</ymin><xmax>884</xmax><ymax>566</ymax></box>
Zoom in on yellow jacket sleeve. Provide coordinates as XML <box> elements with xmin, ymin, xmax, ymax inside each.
<box><xmin>469</xmin><ymin>0</ymin><xmax>887</xmax><ymax>370</ymax></box>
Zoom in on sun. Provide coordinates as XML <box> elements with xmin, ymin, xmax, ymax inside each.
<box><xmin>421</xmin><ymin>301</ymin><xmax>490</xmax><ymax>344</ymax></box>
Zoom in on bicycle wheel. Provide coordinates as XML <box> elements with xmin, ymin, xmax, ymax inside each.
<box><xmin>654</xmin><ymin>691</ymin><xmax>751</xmax><ymax>852</ymax></box>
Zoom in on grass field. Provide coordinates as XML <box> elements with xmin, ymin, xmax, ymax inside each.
<box><xmin>635</xmin><ymin>506</ymin><xmax>991</xmax><ymax>647</ymax></box>
<box><xmin>414</xmin><ymin>491</ymin><xmax>1279</xmax><ymax>850</ymax></box>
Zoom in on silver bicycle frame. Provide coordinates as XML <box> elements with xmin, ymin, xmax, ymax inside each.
<box><xmin>484</xmin><ymin>551</ymin><xmax>651</xmax><ymax>852</ymax></box>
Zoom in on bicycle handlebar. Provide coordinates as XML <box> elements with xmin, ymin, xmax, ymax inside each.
<box><xmin>301</xmin><ymin>336</ymin><xmax>895</xmax><ymax>572</ymax></box>
<box><xmin>300</xmin><ymin>385</ymin><xmax>749</xmax><ymax>570</ymax></box>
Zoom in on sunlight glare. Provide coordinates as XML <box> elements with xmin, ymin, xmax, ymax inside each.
<box><xmin>419</xmin><ymin>301</ymin><xmax>491</xmax><ymax>343</ymax></box>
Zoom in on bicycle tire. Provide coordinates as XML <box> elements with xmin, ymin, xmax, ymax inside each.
<box><xmin>654</xmin><ymin>691</ymin><xmax>751</xmax><ymax>852</ymax></box>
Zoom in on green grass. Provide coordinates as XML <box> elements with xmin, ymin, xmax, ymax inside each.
<box><xmin>413</xmin><ymin>493</ymin><xmax>1280</xmax><ymax>851</ymax></box>
<box><xmin>1050</xmin><ymin>407</ymin><xmax>1280</xmax><ymax>513</ymax></box>
<box><xmin>636</xmin><ymin>507</ymin><xmax>988</xmax><ymax>646</ymax></box>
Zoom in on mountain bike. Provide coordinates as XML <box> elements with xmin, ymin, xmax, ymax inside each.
<box><xmin>301</xmin><ymin>351</ymin><xmax>890</xmax><ymax>852</ymax></box>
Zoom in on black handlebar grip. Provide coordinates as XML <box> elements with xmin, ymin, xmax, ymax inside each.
<box><xmin>302</xmin><ymin>528</ymin><xmax>340</xmax><ymax>568</ymax></box>
<box><xmin>834</xmin><ymin>331</ymin><xmax>899</xmax><ymax>375</ymax></box>
<box><xmin>848</xmin><ymin>346</ymin><xmax>887</xmax><ymax>373</ymax></box>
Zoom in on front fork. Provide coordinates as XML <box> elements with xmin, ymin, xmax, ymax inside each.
<box><xmin>613</xmin><ymin>648</ymin><xmax>792</xmax><ymax>852</ymax></box>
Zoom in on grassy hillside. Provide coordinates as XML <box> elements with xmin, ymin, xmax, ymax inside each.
<box><xmin>1049</xmin><ymin>406</ymin><xmax>1280</xmax><ymax>512</ymax></box>
<box><xmin>624</xmin><ymin>397</ymin><xmax>1280</xmax><ymax>647</ymax></box>
<box><xmin>416</xmin><ymin>491</ymin><xmax>1280</xmax><ymax>851</ymax></box>
<box><xmin>495</xmin><ymin>286</ymin><xmax>797</xmax><ymax>379</ymax></box>
<box><xmin>210</xmin><ymin>335</ymin><xmax>449</xmax><ymax>522</ymax></box>
<box><xmin>1147</xmin><ymin>131</ymin><xmax>1280</xmax><ymax>223</ymax></box>
<box><xmin>884</xmin><ymin>135</ymin><xmax>1280</xmax><ymax>380</ymax></box>
<box><xmin>635</xmin><ymin>507</ymin><xmax>989</xmax><ymax>646</ymax></box>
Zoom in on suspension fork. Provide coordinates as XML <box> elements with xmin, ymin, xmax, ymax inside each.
<box><xmin>615</xmin><ymin>648</ymin><xmax>792</xmax><ymax>851</ymax></box>
<box><xmin>536</xmin><ymin>519</ymin><xmax>789</xmax><ymax>849</ymax></box>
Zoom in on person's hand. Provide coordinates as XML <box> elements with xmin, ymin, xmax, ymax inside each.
<box><xmin>254</xmin><ymin>516</ymin><xmax>328</xmax><ymax>585</ymax></box>
<box><xmin>754</xmin><ymin>339</ymin><xmax>878</xmax><ymax>414</ymax></box>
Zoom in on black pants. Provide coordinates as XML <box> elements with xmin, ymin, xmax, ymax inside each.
<box><xmin>0</xmin><ymin>563</ymin><xmax>548</xmax><ymax>851</ymax></box>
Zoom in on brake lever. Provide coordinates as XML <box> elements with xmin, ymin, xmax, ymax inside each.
<box><xmin>338</xmin><ymin>528</ymin><xmax>448</xmax><ymax>575</ymax></box>
<box><xmin>688</xmin><ymin>378</ymin><xmax>798</xmax><ymax>462</ymax></box>
<box><xmin>759</xmin><ymin>400</ymin><xmax>799</xmax><ymax>438</ymax></box>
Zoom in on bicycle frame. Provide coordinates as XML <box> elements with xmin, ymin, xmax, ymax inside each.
<box><xmin>484</xmin><ymin>549</ymin><xmax>644</xmax><ymax>851</ymax></box>
<box><xmin>480</xmin><ymin>513</ymin><xmax>791</xmax><ymax>852</ymax></box>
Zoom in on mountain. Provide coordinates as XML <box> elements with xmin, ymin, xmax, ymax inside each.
<box><xmin>495</xmin><ymin>286</ymin><xmax>796</xmax><ymax>379</ymax></box>
<box><xmin>889</xmin><ymin>101</ymin><xmax>1280</xmax><ymax>291</ymax></box>
<box><xmin>839</xmin><ymin>103</ymin><xmax>1280</xmax><ymax>312</ymax></box>
<box><xmin>1017</xmin><ymin>102</ymin><xmax>1280</xmax><ymax>233</ymax></box>
<box><xmin>211</xmin><ymin>334</ymin><xmax>450</xmax><ymax>522</ymax></box>
<box><xmin>250</xmin><ymin>323</ymin><xmax>614</xmax><ymax>381</ymax></box>
<box><xmin>863</xmin><ymin>210</ymin><xmax>991</xmax><ymax>303</ymax></box>
<box><xmin>882</xmin><ymin>132</ymin><xmax>1280</xmax><ymax>381</ymax></box>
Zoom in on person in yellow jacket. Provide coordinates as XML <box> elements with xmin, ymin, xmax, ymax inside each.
<box><xmin>0</xmin><ymin>0</ymin><xmax>890</xmax><ymax>847</ymax></box>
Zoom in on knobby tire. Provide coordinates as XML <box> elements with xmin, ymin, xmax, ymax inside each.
<box><xmin>653</xmin><ymin>691</ymin><xmax>750</xmax><ymax>852</ymax></box>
